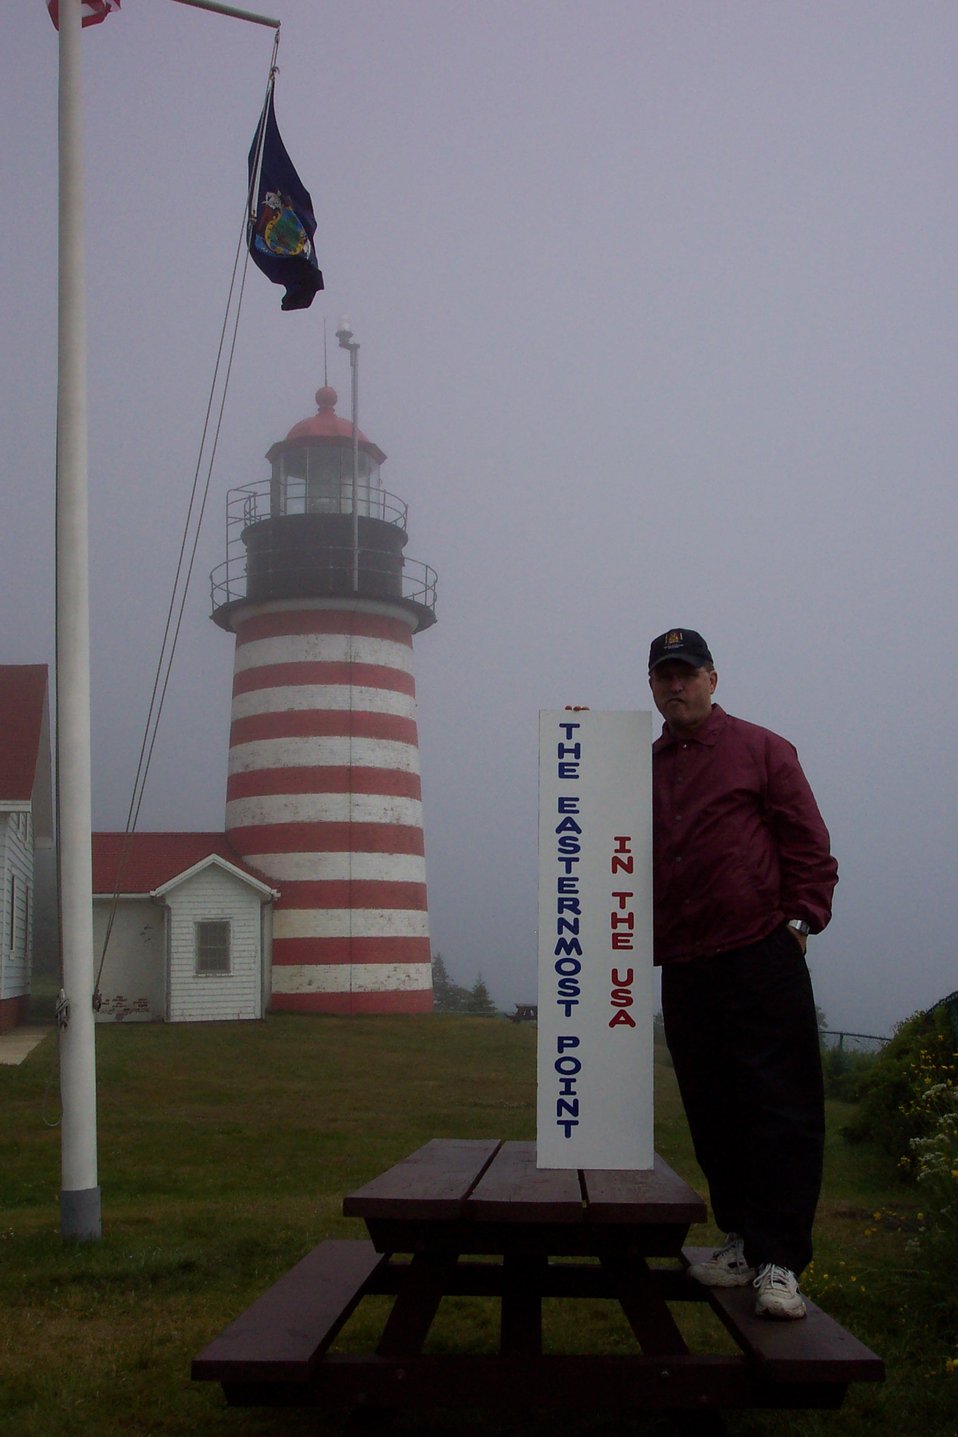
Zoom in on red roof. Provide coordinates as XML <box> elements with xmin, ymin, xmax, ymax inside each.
<box><xmin>0</xmin><ymin>665</ymin><xmax>49</xmax><ymax>802</ymax></box>
<box><xmin>272</xmin><ymin>385</ymin><xmax>387</xmax><ymax>464</ymax></box>
<box><xmin>92</xmin><ymin>832</ymin><xmax>271</xmax><ymax>895</ymax></box>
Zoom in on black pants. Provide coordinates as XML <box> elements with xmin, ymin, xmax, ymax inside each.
<box><xmin>661</xmin><ymin>925</ymin><xmax>825</xmax><ymax>1274</ymax></box>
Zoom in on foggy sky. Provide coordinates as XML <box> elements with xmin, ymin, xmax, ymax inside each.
<box><xmin>4</xmin><ymin>1</ymin><xmax>957</xmax><ymax>1036</ymax></box>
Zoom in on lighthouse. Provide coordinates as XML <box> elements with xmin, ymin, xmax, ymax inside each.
<box><xmin>210</xmin><ymin>373</ymin><xmax>437</xmax><ymax>1015</ymax></box>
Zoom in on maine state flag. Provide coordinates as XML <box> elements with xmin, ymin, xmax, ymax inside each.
<box><xmin>247</xmin><ymin>89</ymin><xmax>323</xmax><ymax>312</ymax></box>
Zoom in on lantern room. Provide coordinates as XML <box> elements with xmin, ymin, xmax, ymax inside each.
<box><xmin>267</xmin><ymin>384</ymin><xmax>385</xmax><ymax>518</ymax></box>
<box><xmin>210</xmin><ymin>385</ymin><xmax>437</xmax><ymax>632</ymax></box>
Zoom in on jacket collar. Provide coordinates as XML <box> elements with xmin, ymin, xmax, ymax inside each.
<box><xmin>654</xmin><ymin>702</ymin><xmax>727</xmax><ymax>751</ymax></box>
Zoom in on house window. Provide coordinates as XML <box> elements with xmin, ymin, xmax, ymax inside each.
<box><xmin>196</xmin><ymin>920</ymin><xmax>231</xmax><ymax>975</ymax></box>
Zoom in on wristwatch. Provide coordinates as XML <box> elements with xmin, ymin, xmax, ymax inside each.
<box><xmin>787</xmin><ymin>919</ymin><xmax>811</xmax><ymax>936</ymax></box>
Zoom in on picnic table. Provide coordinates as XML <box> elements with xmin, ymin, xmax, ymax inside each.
<box><xmin>193</xmin><ymin>1138</ymin><xmax>883</xmax><ymax>1424</ymax></box>
<box><xmin>510</xmin><ymin>1003</ymin><xmax>538</xmax><ymax>1023</ymax></box>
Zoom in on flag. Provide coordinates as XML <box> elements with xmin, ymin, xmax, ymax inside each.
<box><xmin>47</xmin><ymin>0</ymin><xmax>120</xmax><ymax>28</ymax></box>
<box><xmin>247</xmin><ymin>90</ymin><xmax>324</xmax><ymax>312</ymax></box>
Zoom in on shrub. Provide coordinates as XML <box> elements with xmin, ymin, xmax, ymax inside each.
<box><xmin>836</xmin><ymin>1002</ymin><xmax>958</xmax><ymax>1340</ymax></box>
<box><xmin>841</xmin><ymin>1006</ymin><xmax>957</xmax><ymax>1166</ymax></box>
<box><xmin>903</xmin><ymin>1028</ymin><xmax>958</xmax><ymax>1329</ymax></box>
<box><xmin>820</xmin><ymin>1043</ymin><xmax>878</xmax><ymax>1102</ymax></box>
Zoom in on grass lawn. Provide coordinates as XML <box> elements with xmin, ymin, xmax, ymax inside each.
<box><xmin>1</xmin><ymin>1015</ymin><xmax>953</xmax><ymax>1436</ymax></box>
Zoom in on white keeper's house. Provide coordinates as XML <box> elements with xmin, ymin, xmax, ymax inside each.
<box><xmin>92</xmin><ymin>832</ymin><xmax>278</xmax><ymax>1023</ymax></box>
<box><xmin>0</xmin><ymin>665</ymin><xmax>54</xmax><ymax>1033</ymax></box>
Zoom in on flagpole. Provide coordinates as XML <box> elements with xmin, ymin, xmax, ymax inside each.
<box><xmin>248</xmin><ymin>58</ymin><xmax>279</xmax><ymax>229</ymax></box>
<box><xmin>56</xmin><ymin>0</ymin><xmax>101</xmax><ymax>1241</ymax></box>
<box><xmin>169</xmin><ymin>0</ymin><xmax>280</xmax><ymax>29</ymax></box>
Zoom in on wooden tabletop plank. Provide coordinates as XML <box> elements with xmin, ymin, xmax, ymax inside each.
<box><xmin>343</xmin><ymin>1138</ymin><xmax>501</xmax><ymax>1221</ymax></box>
<box><xmin>466</xmin><ymin>1141</ymin><xmax>585</xmax><ymax>1223</ymax></box>
<box><xmin>582</xmin><ymin>1153</ymin><xmax>707</xmax><ymax>1224</ymax></box>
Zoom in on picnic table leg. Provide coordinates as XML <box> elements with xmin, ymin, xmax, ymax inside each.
<box><xmin>348</xmin><ymin>1250</ymin><xmax>462</xmax><ymax>1436</ymax></box>
<box><xmin>375</xmin><ymin>1251</ymin><xmax>458</xmax><ymax>1357</ymax></box>
<box><xmin>601</xmin><ymin>1253</ymin><xmax>690</xmax><ymax>1356</ymax></box>
<box><xmin>500</xmin><ymin>1252</ymin><xmax>547</xmax><ymax>1356</ymax></box>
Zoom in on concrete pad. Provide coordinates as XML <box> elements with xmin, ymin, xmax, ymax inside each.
<box><xmin>0</xmin><ymin>1026</ymin><xmax>52</xmax><ymax>1065</ymax></box>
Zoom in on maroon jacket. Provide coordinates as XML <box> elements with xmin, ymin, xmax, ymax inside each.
<box><xmin>652</xmin><ymin>704</ymin><xmax>838</xmax><ymax>965</ymax></box>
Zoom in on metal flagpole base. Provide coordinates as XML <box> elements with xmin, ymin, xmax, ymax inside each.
<box><xmin>60</xmin><ymin>1186</ymin><xmax>102</xmax><ymax>1241</ymax></box>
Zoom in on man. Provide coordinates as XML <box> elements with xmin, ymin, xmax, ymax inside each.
<box><xmin>648</xmin><ymin>627</ymin><xmax>838</xmax><ymax>1320</ymax></box>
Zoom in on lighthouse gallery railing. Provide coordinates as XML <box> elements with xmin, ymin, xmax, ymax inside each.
<box><xmin>209</xmin><ymin>478</ymin><xmax>438</xmax><ymax>616</ymax></box>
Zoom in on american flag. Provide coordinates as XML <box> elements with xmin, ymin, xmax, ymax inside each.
<box><xmin>47</xmin><ymin>0</ymin><xmax>121</xmax><ymax>29</ymax></box>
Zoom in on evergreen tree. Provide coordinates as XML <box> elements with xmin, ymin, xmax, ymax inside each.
<box><xmin>431</xmin><ymin>952</ymin><xmax>468</xmax><ymax>1013</ymax></box>
<box><xmin>464</xmin><ymin>974</ymin><xmax>498</xmax><ymax>1017</ymax></box>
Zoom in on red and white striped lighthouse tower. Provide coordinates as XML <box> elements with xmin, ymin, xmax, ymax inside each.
<box><xmin>211</xmin><ymin>379</ymin><xmax>437</xmax><ymax>1014</ymax></box>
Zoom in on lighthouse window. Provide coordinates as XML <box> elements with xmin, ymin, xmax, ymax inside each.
<box><xmin>272</xmin><ymin>446</ymin><xmax>385</xmax><ymax>519</ymax></box>
<box><xmin>275</xmin><ymin>449</ymin><xmax>307</xmax><ymax>514</ymax></box>
<box><xmin>195</xmin><ymin>919</ymin><xmax>231</xmax><ymax>975</ymax></box>
<box><xmin>305</xmin><ymin>448</ymin><xmax>348</xmax><ymax>514</ymax></box>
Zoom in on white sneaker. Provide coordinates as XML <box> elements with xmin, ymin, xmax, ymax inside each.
<box><xmin>687</xmin><ymin>1234</ymin><xmax>756</xmax><ymax>1288</ymax></box>
<box><xmin>753</xmin><ymin>1262</ymin><xmax>807</xmax><ymax>1319</ymax></box>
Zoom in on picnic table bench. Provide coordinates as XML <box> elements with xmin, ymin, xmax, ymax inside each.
<box><xmin>193</xmin><ymin>1138</ymin><xmax>883</xmax><ymax>1422</ymax></box>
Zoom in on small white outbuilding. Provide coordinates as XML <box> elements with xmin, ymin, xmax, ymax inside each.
<box><xmin>92</xmin><ymin>833</ymin><xmax>278</xmax><ymax>1023</ymax></box>
<box><xmin>0</xmin><ymin>665</ymin><xmax>53</xmax><ymax>1033</ymax></box>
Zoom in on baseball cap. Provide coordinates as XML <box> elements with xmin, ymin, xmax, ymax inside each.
<box><xmin>648</xmin><ymin>628</ymin><xmax>714</xmax><ymax>672</ymax></box>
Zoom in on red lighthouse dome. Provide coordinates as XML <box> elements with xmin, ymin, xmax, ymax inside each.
<box><xmin>282</xmin><ymin>385</ymin><xmax>384</xmax><ymax>458</ymax></box>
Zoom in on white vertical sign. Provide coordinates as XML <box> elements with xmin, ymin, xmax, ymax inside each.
<box><xmin>537</xmin><ymin>711</ymin><xmax>654</xmax><ymax>1170</ymax></box>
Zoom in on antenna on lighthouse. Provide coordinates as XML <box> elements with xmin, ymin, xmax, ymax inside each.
<box><xmin>335</xmin><ymin>317</ymin><xmax>361</xmax><ymax>592</ymax></box>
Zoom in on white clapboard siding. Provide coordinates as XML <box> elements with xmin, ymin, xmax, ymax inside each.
<box><xmin>166</xmin><ymin>867</ymin><xmax>264</xmax><ymax>1023</ymax></box>
<box><xmin>1</xmin><ymin>812</ymin><xmax>34</xmax><ymax>1002</ymax></box>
